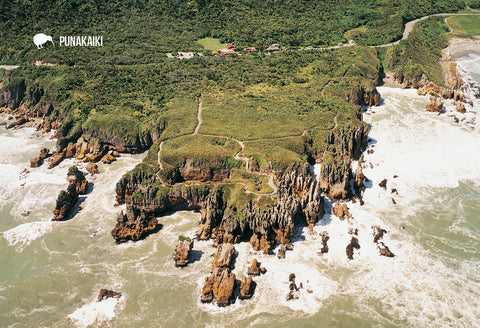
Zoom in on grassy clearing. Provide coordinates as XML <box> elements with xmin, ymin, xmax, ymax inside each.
<box><xmin>161</xmin><ymin>135</ymin><xmax>241</xmax><ymax>169</ymax></box>
<box><xmin>229</xmin><ymin>169</ymin><xmax>273</xmax><ymax>194</ymax></box>
<box><xmin>448</xmin><ymin>16</ymin><xmax>480</xmax><ymax>37</ymax></box>
<box><xmin>197</xmin><ymin>37</ymin><xmax>226</xmax><ymax>51</ymax></box>
<box><xmin>159</xmin><ymin>96</ymin><xmax>199</xmax><ymax>140</ymax></box>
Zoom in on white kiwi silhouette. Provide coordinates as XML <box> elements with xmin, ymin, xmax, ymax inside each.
<box><xmin>33</xmin><ymin>33</ymin><xmax>54</xmax><ymax>49</ymax></box>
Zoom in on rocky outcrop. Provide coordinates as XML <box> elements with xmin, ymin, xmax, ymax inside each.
<box><xmin>52</xmin><ymin>183</ymin><xmax>78</xmax><ymax>221</ymax></box>
<box><xmin>52</xmin><ymin>166</ymin><xmax>88</xmax><ymax>221</ymax></box>
<box><xmin>239</xmin><ymin>276</ymin><xmax>256</xmax><ymax>300</ymax></box>
<box><xmin>67</xmin><ymin>166</ymin><xmax>88</xmax><ymax>194</ymax></box>
<box><xmin>320</xmin><ymin>231</ymin><xmax>329</xmax><ymax>254</ymax></box>
<box><xmin>201</xmin><ymin>243</ymin><xmax>236</xmax><ymax>306</ymax></box>
<box><xmin>372</xmin><ymin>226</ymin><xmax>395</xmax><ymax>257</ymax></box>
<box><xmin>354</xmin><ymin>155</ymin><xmax>366</xmax><ymax>192</ymax></box>
<box><xmin>456</xmin><ymin>102</ymin><xmax>466</xmax><ymax>114</ymax></box>
<box><xmin>30</xmin><ymin>148</ymin><xmax>50</xmax><ymax>167</ymax></box>
<box><xmin>426</xmin><ymin>97</ymin><xmax>443</xmax><ymax>113</ymax></box>
<box><xmin>174</xmin><ymin>238</ymin><xmax>193</xmax><ymax>267</ymax></box>
<box><xmin>379</xmin><ymin>179</ymin><xmax>387</xmax><ymax>190</ymax></box>
<box><xmin>346</xmin><ymin>236</ymin><xmax>360</xmax><ymax>260</ymax></box>
<box><xmin>48</xmin><ymin>152</ymin><xmax>65</xmax><ymax>169</ymax></box>
<box><xmin>247</xmin><ymin>258</ymin><xmax>266</xmax><ymax>276</ymax></box>
<box><xmin>97</xmin><ymin>289</ymin><xmax>122</xmax><ymax>302</ymax></box>
<box><xmin>86</xmin><ymin>162</ymin><xmax>99</xmax><ymax>175</ymax></box>
<box><xmin>333</xmin><ymin>203</ymin><xmax>348</xmax><ymax>220</ymax></box>
<box><xmin>111</xmin><ymin>207</ymin><xmax>161</xmax><ymax>243</ymax></box>
<box><xmin>0</xmin><ymin>79</ymin><xmax>26</xmax><ymax>110</ymax></box>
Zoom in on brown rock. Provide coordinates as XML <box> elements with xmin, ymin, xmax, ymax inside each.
<box><xmin>213</xmin><ymin>243</ymin><xmax>234</xmax><ymax>269</ymax></box>
<box><xmin>86</xmin><ymin>162</ymin><xmax>99</xmax><ymax>175</ymax></box>
<box><xmin>456</xmin><ymin>102</ymin><xmax>466</xmax><ymax>114</ymax></box>
<box><xmin>201</xmin><ymin>267</ymin><xmax>236</xmax><ymax>307</ymax></box>
<box><xmin>111</xmin><ymin>211</ymin><xmax>160</xmax><ymax>244</ymax></box>
<box><xmin>239</xmin><ymin>276</ymin><xmax>256</xmax><ymax>300</ymax></box>
<box><xmin>354</xmin><ymin>155</ymin><xmax>366</xmax><ymax>191</ymax></box>
<box><xmin>426</xmin><ymin>97</ymin><xmax>443</xmax><ymax>113</ymax></box>
<box><xmin>48</xmin><ymin>152</ymin><xmax>65</xmax><ymax>169</ymax></box>
<box><xmin>372</xmin><ymin>226</ymin><xmax>387</xmax><ymax>243</ymax></box>
<box><xmin>277</xmin><ymin>245</ymin><xmax>286</xmax><ymax>259</ymax></box>
<box><xmin>333</xmin><ymin>203</ymin><xmax>348</xmax><ymax>220</ymax></box>
<box><xmin>378</xmin><ymin>242</ymin><xmax>395</xmax><ymax>257</ymax></box>
<box><xmin>52</xmin><ymin>183</ymin><xmax>78</xmax><ymax>221</ymax></box>
<box><xmin>379</xmin><ymin>179</ymin><xmax>387</xmax><ymax>190</ymax></box>
<box><xmin>174</xmin><ymin>239</ymin><xmax>193</xmax><ymax>267</ymax></box>
<box><xmin>97</xmin><ymin>289</ymin><xmax>122</xmax><ymax>302</ymax></box>
<box><xmin>65</xmin><ymin>142</ymin><xmax>76</xmax><ymax>158</ymax></box>
<box><xmin>101</xmin><ymin>153</ymin><xmax>116</xmax><ymax>164</ymax></box>
<box><xmin>67</xmin><ymin>166</ymin><xmax>88</xmax><ymax>195</ymax></box>
<box><xmin>320</xmin><ymin>231</ymin><xmax>329</xmax><ymax>254</ymax></box>
<box><xmin>346</xmin><ymin>236</ymin><xmax>360</xmax><ymax>260</ymax></box>
<box><xmin>30</xmin><ymin>148</ymin><xmax>50</xmax><ymax>167</ymax></box>
<box><xmin>200</xmin><ymin>277</ymin><xmax>214</xmax><ymax>303</ymax></box>
<box><xmin>247</xmin><ymin>258</ymin><xmax>261</xmax><ymax>276</ymax></box>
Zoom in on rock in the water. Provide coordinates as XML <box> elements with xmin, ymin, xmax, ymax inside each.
<box><xmin>97</xmin><ymin>289</ymin><xmax>122</xmax><ymax>302</ymax></box>
<box><xmin>174</xmin><ymin>238</ymin><xmax>193</xmax><ymax>267</ymax></box>
<box><xmin>320</xmin><ymin>231</ymin><xmax>329</xmax><ymax>254</ymax></box>
<box><xmin>354</xmin><ymin>155</ymin><xmax>366</xmax><ymax>191</ymax></box>
<box><xmin>378</xmin><ymin>242</ymin><xmax>395</xmax><ymax>257</ymax></box>
<box><xmin>456</xmin><ymin>102</ymin><xmax>466</xmax><ymax>114</ymax></box>
<box><xmin>30</xmin><ymin>148</ymin><xmax>50</xmax><ymax>167</ymax></box>
<box><xmin>346</xmin><ymin>236</ymin><xmax>360</xmax><ymax>260</ymax></box>
<box><xmin>86</xmin><ymin>162</ymin><xmax>99</xmax><ymax>175</ymax></box>
<box><xmin>67</xmin><ymin>166</ymin><xmax>88</xmax><ymax>194</ymax></box>
<box><xmin>277</xmin><ymin>245</ymin><xmax>286</xmax><ymax>259</ymax></box>
<box><xmin>101</xmin><ymin>153</ymin><xmax>116</xmax><ymax>164</ymax></box>
<box><xmin>333</xmin><ymin>203</ymin><xmax>348</xmax><ymax>220</ymax></box>
<box><xmin>201</xmin><ymin>267</ymin><xmax>236</xmax><ymax>307</ymax></box>
<box><xmin>52</xmin><ymin>183</ymin><xmax>78</xmax><ymax>221</ymax></box>
<box><xmin>426</xmin><ymin>97</ymin><xmax>443</xmax><ymax>113</ymax></box>
<box><xmin>372</xmin><ymin>226</ymin><xmax>386</xmax><ymax>243</ymax></box>
<box><xmin>378</xmin><ymin>179</ymin><xmax>387</xmax><ymax>190</ymax></box>
<box><xmin>48</xmin><ymin>152</ymin><xmax>65</xmax><ymax>169</ymax></box>
<box><xmin>239</xmin><ymin>276</ymin><xmax>256</xmax><ymax>300</ymax></box>
<box><xmin>213</xmin><ymin>243</ymin><xmax>234</xmax><ymax>269</ymax></box>
<box><xmin>247</xmin><ymin>258</ymin><xmax>265</xmax><ymax>276</ymax></box>
<box><xmin>111</xmin><ymin>210</ymin><xmax>160</xmax><ymax>244</ymax></box>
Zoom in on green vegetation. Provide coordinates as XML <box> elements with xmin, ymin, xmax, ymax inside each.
<box><xmin>178</xmin><ymin>235</ymin><xmax>191</xmax><ymax>242</ymax></box>
<box><xmin>229</xmin><ymin>169</ymin><xmax>273</xmax><ymax>194</ymax></box>
<box><xmin>382</xmin><ymin>17</ymin><xmax>450</xmax><ymax>86</ymax></box>
<box><xmin>448</xmin><ymin>16</ymin><xmax>480</xmax><ymax>37</ymax></box>
<box><xmin>0</xmin><ymin>0</ymin><xmax>468</xmax><ymax>65</ymax></box>
<box><xmin>197</xmin><ymin>37</ymin><xmax>225</xmax><ymax>51</ymax></box>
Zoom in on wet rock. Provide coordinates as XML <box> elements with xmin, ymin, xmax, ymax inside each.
<box><xmin>239</xmin><ymin>276</ymin><xmax>256</xmax><ymax>300</ymax></box>
<box><xmin>111</xmin><ymin>209</ymin><xmax>161</xmax><ymax>244</ymax></box>
<box><xmin>391</xmin><ymin>188</ymin><xmax>398</xmax><ymax>194</ymax></box>
<box><xmin>52</xmin><ymin>183</ymin><xmax>78</xmax><ymax>221</ymax></box>
<box><xmin>201</xmin><ymin>267</ymin><xmax>236</xmax><ymax>307</ymax></box>
<box><xmin>320</xmin><ymin>231</ymin><xmax>329</xmax><ymax>254</ymax></box>
<box><xmin>30</xmin><ymin>148</ymin><xmax>50</xmax><ymax>167</ymax></box>
<box><xmin>378</xmin><ymin>179</ymin><xmax>387</xmax><ymax>190</ymax></box>
<box><xmin>247</xmin><ymin>258</ymin><xmax>261</xmax><ymax>276</ymax></box>
<box><xmin>333</xmin><ymin>203</ymin><xmax>348</xmax><ymax>220</ymax></box>
<box><xmin>372</xmin><ymin>226</ymin><xmax>386</xmax><ymax>243</ymax></box>
<box><xmin>67</xmin><ymin>166</ymin><xmax>88</xmax><ymax>195</ymax></box>
<box><xmin>286</xmin><ymin>290</ymin><xmax>299</xmax><ymax>301</ymax></box>
<box><xmin>346</xmin><ymin>236</ymin><xmax>360</xmax><ymax>260</ymax></box>
<box><xmin>213</xmin><ymin>243</ymin><xmax>234</xmax><ymax>269</ymax></box>
<box><xmin>348</xmin><ymin>228</ymin><xmax>358</xmax><ymax>235</ymax></box>
<box><xmin>86</xmin><ymin>162</ymin><xmax>99</xmax><ymax>175</ymax></box>
<box><xmin>48</xmin><ymin>152</ymin><xmax>65</xmax><ymax>169</ymax></box>
<box><xmin>426</xmin><ymin>97</ymin><xmax>443</xmax><ymax>113</ymax></box>
<box><xmin>289</xmin><ymin>273</ymin><xmax>296</xmax><ymax>282</ymax></box>
<box><xmin>97</xmin><ymin>289</ymin><xmax>122</xmax><ymax>302</ymax></box>
<box><xmin>277</xmin><ymin>245</ymin><xmax>286</xmax><ymax>259</ymax></box>
<box><xmin>378</xmin><ymin>242</ymin><xmax>395</xmax><ymax>257</ymax></box>
<box><xmin>174</xmin><ymin>238</ymin><xmax>193</xmax><ymax>267</ymax></box>
<box><xmin>456</xmin><ymin>102</ymin><xmax>466</xmax><ymax>114</ymax></box>
<box><xmin>354</xmin><ymin>155</ymin><xmax>366</xmax><ymax>192</ymax></box>
<box><xmin>392</xmin><ymin>198</ymin><xmax>397</xmax><ymax>204</ymax></box>
<box><xmin>101</xmin><ymin>153</ymin><xmax>116</xmax><ymax>164</ymax></box>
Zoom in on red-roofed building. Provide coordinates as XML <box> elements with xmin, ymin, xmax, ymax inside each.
<box><xmin>226</xmin><ymin>44</ymin><xmax>235</xmax><ymax>49</ymax></box>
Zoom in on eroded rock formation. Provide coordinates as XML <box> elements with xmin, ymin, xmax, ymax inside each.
<box><xmin>97</xmin><ymin>289</ymin><xmax>122</xmax><ymax>302</ymax></box>
<box><xmin>174</xmin><ymin>239</ymin><xmax>193</xmax><ymax>267</ymax></box>
<box><xmin>30</xmin><ymin>148</ymin><xmax>50</xmax><ymax>167</ymax></box>
<box><xmin>52</xmin><ymin>166</ymin><xmax>88</xmax><ymax>221</ymax></box>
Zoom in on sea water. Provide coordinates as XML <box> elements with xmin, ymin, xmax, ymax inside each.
<box><xmin>1</xmin><ymin>54</ymin><xmax>480</xmax><ymax>327</ymax></box>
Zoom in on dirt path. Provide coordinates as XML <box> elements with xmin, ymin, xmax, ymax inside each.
<box><xmin>370</xmin><ymin>13</ymin><xmax>480</xmax><ymax>48</ymax></box>
<box><xmin>0</xmin><ymin>65</ymin><xmax>19</xmax><ymax>70</ymax></box>
<box><xmin>193</xmin><ymin>98</ymin><xmax>202</xmax><ymax>135</ymax></box>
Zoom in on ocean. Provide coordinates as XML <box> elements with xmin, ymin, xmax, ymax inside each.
<box><xmin>0</xmin><ymin>53</ymin><xmax>479</xmax><ymax>327</ymax></box>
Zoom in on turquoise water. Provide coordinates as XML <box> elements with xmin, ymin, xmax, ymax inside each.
<box><xmin>0</xmin><ymin>54</ymin><xmax>479</xmax><ymax>327</ymax></box>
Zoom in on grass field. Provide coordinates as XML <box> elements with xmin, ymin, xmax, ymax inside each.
<box><xmin>448</xmin><ymin>16</ymin><xmax>480</xmax><ymax>37</ymax></box>
<box><xmin>197</xmin><ymin>37</ymin><xmax>226</xmax><ymax>51</ymax></box>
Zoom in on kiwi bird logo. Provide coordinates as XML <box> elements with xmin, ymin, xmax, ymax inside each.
<box><xmin>33</xmin><ymin>33</ymin><xmax>54</xmax><ymax>49</ymax></box>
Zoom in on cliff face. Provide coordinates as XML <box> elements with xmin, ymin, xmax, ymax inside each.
<box><xmin>112</xmin><ymin>164</ymin><xmax>325</xmax><ymax>249</ymax></box>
